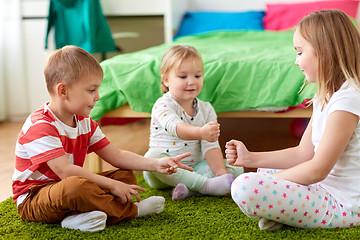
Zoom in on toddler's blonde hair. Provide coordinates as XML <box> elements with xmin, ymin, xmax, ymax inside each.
<box><xmin>160</xmin><ymin>45</ymin><xmax>203</xmax><ymax>93</ymax></box>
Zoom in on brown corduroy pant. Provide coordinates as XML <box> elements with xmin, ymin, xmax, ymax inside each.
<box><xmin>17</xmin><ymin>169</ymin><xmax>139</xmax><ymax>225</ymax></box>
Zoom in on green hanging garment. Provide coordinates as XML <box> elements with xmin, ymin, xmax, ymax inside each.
<box><xmin>45</xmin><ymin>0</ymin><xmax>116</xmax><ymax>53</ymax></box>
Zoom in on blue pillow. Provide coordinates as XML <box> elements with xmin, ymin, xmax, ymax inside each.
<box><xmin>174</xmin><ymin>11</ymin><xmax>265</xmax><ymax>39</ymax></box>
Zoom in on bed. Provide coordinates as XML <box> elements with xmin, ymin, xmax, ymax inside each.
<box><xmin>87</xmin><ymin>0</ymin><xmax>359</xmax><ymax>172</ymax></box>
<box><xmin>91</xmin><ymin>29</ymin><xmax>314</xmax><ymax>122</ymax></box>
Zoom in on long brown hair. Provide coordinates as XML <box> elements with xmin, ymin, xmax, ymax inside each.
<box><xmin>297</xmin><ymin>9</ymin><xmax>360</xmax><ymax>105</ymax></box>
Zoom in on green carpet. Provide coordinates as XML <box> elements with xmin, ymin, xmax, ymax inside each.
<box><xmin>1</xmin><ymin>174</ymin><xmax>359</xmax><ymax>239</ymax></box>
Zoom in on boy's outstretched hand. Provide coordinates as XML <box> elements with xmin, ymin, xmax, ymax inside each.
<box><xmin>157</xmin><ymin>152</ymin><xmax>193</xmax><ymax>174</ymax></box>
<box><xmin>110</xmin><ymin>181</ymin><xmax>146</xmax><ymax>204</ymax></box>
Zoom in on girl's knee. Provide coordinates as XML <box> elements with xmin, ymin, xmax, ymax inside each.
<box><xmin>143</xmin><ymin>171</ymin><xmax>172</xmax><ymax>189</ymax></box>
<box><xmin>231</xmin><ymin>172</ymin><xmax>264</xmax><ymax>204</ymax></box>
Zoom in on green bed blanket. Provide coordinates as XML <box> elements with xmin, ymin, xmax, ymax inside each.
<box><xmin>91</xmin><ymin>30</ymin><xmax>315</xmax><ymax>121</ymax></box>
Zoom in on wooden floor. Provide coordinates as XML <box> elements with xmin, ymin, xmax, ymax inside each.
<box><xmin>0</xmin><ymin>117</ymin><xmax>302</xmax><ymax>202</ymax></box>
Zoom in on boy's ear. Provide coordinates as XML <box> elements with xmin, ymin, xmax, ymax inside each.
<box><xmin>55</xmin><ymin>83</ymin><xmax>68</xmax><ymax>99</ymax></box>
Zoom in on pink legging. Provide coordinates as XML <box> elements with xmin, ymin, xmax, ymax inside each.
<box><xmin>231</xmin><ymin>169</ymin><xmax>360</xmax><ymax>228</ymax></box>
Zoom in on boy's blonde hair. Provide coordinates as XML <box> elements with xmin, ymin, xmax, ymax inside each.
<box><xmin>160</xmin><ymin>45</ymin><xmax>203</xmax><ymax>93</ymax></box>
<box><xmin>44</xmin><ymin>45</ymin><xmax>103</xmax><ymax>94</ymax></box>
<box><xmin>297</xmin><ymin>9</ymin><xmax>360</xmax><ymax>105</ymax></box>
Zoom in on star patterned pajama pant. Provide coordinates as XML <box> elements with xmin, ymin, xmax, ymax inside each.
<box><xmin>231</xmin><ymin>169</ymin><xmax>360</xmax><ymax>228</ymax></box>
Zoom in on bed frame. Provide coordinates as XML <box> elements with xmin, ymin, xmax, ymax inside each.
<box><xmin>88</xmin><ymin>104</ymin><xmax>312</xmax><ymax>172</ymax></box>
<box><xmin>101</xmin><ymin>104</ymin><xmax>312</xmax><ymax>119</ymax></box>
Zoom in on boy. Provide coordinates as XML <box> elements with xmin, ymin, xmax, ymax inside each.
<box><xmin>12</xmin><ymin>45</ymin><xmax>192</xmax><ymax>232</ymax></box>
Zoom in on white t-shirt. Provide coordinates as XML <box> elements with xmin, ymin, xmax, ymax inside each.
<box><xmin>148</xmin><ymin>92</ymin><xmax>220</xmax><ymax>166</ymax></box>
<box><xmin>312</xmin><ymin>81</ymin><xmax>360</xmax><ymax>213</ymax></box>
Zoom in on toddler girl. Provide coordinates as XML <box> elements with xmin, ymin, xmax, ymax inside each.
<box><xmin>144</xmin><ymin>45</ymin><xmax>244</xmax><ymax>201</ymax></box>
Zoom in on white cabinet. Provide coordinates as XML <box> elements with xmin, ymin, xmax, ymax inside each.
<box><xmin>100</xmin><ymin>0</ymin><xmax>187</xmax><ymax>43</ymax></box>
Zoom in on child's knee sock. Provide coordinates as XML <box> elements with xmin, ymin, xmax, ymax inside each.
<box><xmin>172</xmin><ymin>183</ymin><xmax>197</xmax><ymax>201</ymax></box>
<box><xmin>61</xmin><ymin>210</ymin><xmax>107</xmax><ymax>232</ymax></box>
<box><xmin>199</xmin><ymin>173</ymin><xmax>234</xmax><ymax>196</ymax></box>
<box><xmin>134</xmin><ymin>196</ymin><xmax>165</xmax><ymax>217</ymax></box>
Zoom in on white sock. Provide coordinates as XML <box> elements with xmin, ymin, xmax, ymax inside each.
<box><xmin>134</xmin><ymin>196</ymin><xmax>165</xmax><ymax>217</ymax></box>
<box><xmin>199</xmin><ymin>173</ymin><xmax>234</xmax><ymax>196</ymax></box>
<box><xmin>61</xmin><ymin>210</ymin><xmax>107</xmax><ymax>232</ymax></box>
<box><xmin>258</xmin><ymin>218</ymin><xmax>283</xmax><ymax>231</ymax></box>
<box><xmin>172</xmin><ymin>183</ymin><xmax>197</xmax><ymax>201</ymax></box>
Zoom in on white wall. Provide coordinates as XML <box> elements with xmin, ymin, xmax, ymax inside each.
<box><xmin>188</xmin><ymin>0</ymin><xmax>360</xmax><ymax>22</ymax></box>
<box><xmin>188</xmin><ymin>0</ymin><xmax>269</xmax><ymax>11</ymax></box>
<box><xmin>188</xmin><ymin>0</ymin><xmax>318</xmax><ymax>11</ymax></box>
<box><xmin>1</xmin><ymin>1</ymin><xmax>30</xmax><ymax>122</ymax></box>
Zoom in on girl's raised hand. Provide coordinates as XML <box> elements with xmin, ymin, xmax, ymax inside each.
<box><xmin>225</xmin><ymin>139</ymin><xmax>249</xmax><ymax>166</ymax></box>
<box><xmin>157</xmin><ymin>152</ymin><xmax>193</xmax><ymax>174</ymax></box>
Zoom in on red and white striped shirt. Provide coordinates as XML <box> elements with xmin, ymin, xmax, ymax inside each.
<box><xmin>12</xmin><ymin>103</ymin><xmax>110</xmax><ymax>204</ymax></box>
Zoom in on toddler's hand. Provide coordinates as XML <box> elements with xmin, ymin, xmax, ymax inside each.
<box><xmin>200</xmin><ymin>121</ymin><xmax>220</xmax><ymax>142</ymax></box>
<box><xmin>225</xmin><ymin>139</ymin><xmax>248</xmax><ymax>166</ymax></box>
<box><xmin>157</xmin><ymin>152</ymin><xmax>194</xmax><ymax>174</ymax></box>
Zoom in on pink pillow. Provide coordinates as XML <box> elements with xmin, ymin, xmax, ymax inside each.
<box><xmin>263</xmin><ymin>0</ymin><xmax>359</xmax><ymax>30</ymax></box>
